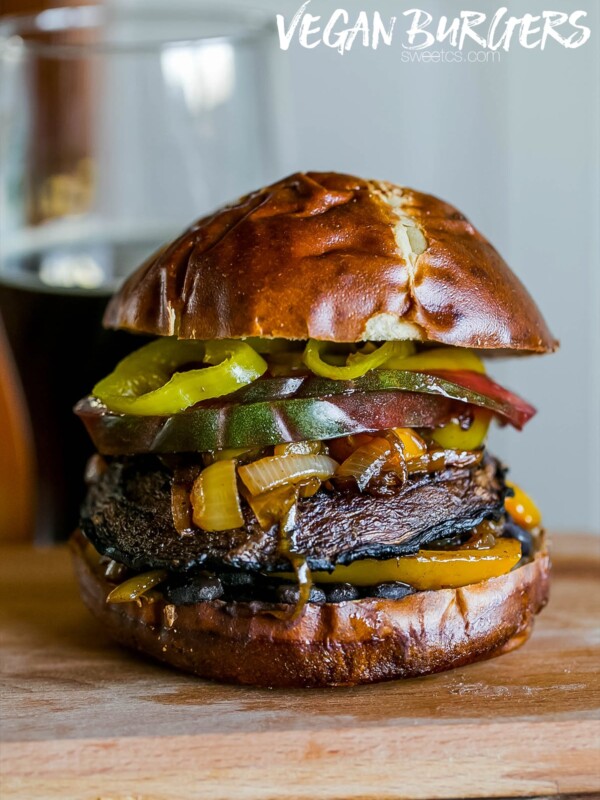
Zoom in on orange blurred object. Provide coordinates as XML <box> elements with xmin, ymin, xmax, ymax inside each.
<box><xmin>0</xmin><ymin>316</ymin><xmax>36</xmax><ymax>540</ymax></box>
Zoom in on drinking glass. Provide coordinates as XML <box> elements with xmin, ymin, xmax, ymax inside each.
<box><xmin>0</xmin><ymin>4</ymin><xmax>285</xmax><ymax>541</ymax></box>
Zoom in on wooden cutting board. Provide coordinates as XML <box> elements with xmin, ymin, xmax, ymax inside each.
<box><xmin>1</xmin><ymin>533</ymin><xmax>598</xmax><ymax>800</ymax></box>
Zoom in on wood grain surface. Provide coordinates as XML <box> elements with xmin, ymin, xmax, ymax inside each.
<box><xmin>0</xmin><ymin>533</ymin><xmax>598</xmax><ymax>800</ymax></box>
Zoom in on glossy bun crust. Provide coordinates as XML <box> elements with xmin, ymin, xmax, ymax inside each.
<box><xmin>105</xmin><ymin>172</ymin><xmax>556</xmax><ymax>352</ymax></box>
<box><xmin>71</xmin><ymin>533</ymin><xmax>550</xmax><ymax>688</ymax></box>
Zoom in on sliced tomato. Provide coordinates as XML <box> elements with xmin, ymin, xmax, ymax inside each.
<box><xmin>428</xmin><ymin>369</ymin><xmax>536</xmax><ymax>429</ymax></box>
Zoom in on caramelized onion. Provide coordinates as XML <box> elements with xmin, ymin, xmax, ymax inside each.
<box><xmin>327</xmin><ymin>433</ymin><xmax>376</xmax><ymax>463</ymax></box>
<box><xmin>273</xmin><ymin>440</ymin><xmax>323</xmax><ymax>456</ymax></box>
<box><xmin>285</xmin><ymin>555</ymin><xmax>312</xmax><ymax>621</ymax></box>
<box><xmin>171</xmin><ymin>482</ymin><xmax>194</xmax><ymax>535</ymax></box>
<box><xmin>461</xmin><ymin>520</ymin><xmax>502</xmax><ymax>550</ymax></box>
<box><xmin>190</xmin><ymin>459</ymin><xmax>244</xmax><ymax>532</ymax></box>
<box><xmin>335</xmin><ymin>437</ymin><xmax>392</xmax><ymax>490</ymax></box>
<box><xmin>382</xmin><ymin>431</ymin><xmax>408</xmax><ymax>485</ymax></box>
<box><xmin>382</xmin><ymin>429</ymin><xmax>429</xmax><ymax>485</ymax></box>
<box><xmin>243</xmin><ymin>483</ymin><xmax>298</xmax><ymax>530</ymax></box>
<box><xmin>406</xmin><ymin>448</ymin><xmax>483</xmax><ymax>474</ymax></box>
<box><xmin>390</xmin><ymin>428</ymin><xmax>428</xmax><ymax>459</ymax></box>
<box><xmin>171</xmin><ymin>465</ymin><xmax>201</xmax><ymax>534</ymax></box>
<box><xmin>269</xmin><ymin>505</ymin><xmax>313</xmax><ymax>621</ymax></box>
<box><xmin>238</xmin><ymin>454</ymin><xmax>338</xmax><ymax>496</ymax></box>
<box><xmin>244</xmin><ymin>474</ymin><xmax>323</xmax><ymax>530</ymax></box>
<box><xmin>298</xmin><ymin>476</ymin><xmax>321</xmax><ymax>498</ymax></box>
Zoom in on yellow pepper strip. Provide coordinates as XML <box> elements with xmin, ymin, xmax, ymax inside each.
<box><xmin>93</xmin><ymin>338</ymin><xmax>267</xmax><ymax>415</ymax></box>
<box><xmin>382</xmin><ymin>346</ymin><xmax>486</xmax><ymax>374</ymax></box>
<box><xmin>505</xmin><ymin>481</ymin><xmax>542</xmax><ymax>530</ymax></box>
<box><xmin>106</xmin><ymin>569</ymin><xmax>168</xmax><ymax>603</ymax></box>
<box><xmin>303</xmin><ymin>339</ymin><xmax>415</xmax><ymax>380</ymax></box>
<box><xmin>431</xmin><ymin>408</ymin><xmax>492</xmax><ymax>451</ymax></box>
<box><xmin>274</xmin><ymin>538</ymin><xmax>521</xmax><ymax>591</ymax></box>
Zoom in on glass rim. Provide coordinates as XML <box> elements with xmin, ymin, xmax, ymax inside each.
<box><xmin>0</xmin><ymin>3</ymin><xmax>276</xmax><ymax>58</ymax></box>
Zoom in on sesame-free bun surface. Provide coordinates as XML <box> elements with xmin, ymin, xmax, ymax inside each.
<box><xmin>71</xmin><ymin>531</ymin><xmax>550</xmax><ymax>688</ymax></box>
<box><xmin>104</xmin><ymin>172</ymin><xmax>556</xmax><ymax>353</ymax></box>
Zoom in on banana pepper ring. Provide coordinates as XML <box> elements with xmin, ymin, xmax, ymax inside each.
<box><xmin>302</xmin><ymin>339</ymin><xmax>415</xmax><ymax>380</ymax></box>
<box><xmin>93</xmin><ymin>338</ymin><xmax>268</xmax><ymax>415</ymax></box>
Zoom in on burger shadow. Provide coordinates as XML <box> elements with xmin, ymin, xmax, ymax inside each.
<box><xmin>4</xmin><ymin>578</ymin><xmax>530</xmax><ymax>734</ymax></box>
<box><xmin>142</xmin><ymin>655</ymin><xmax>447</xmax><ymax>722</ymax></box>
<box><xmin>3</xmin><ymin>543</ymin><xmax>546</xmax><ymax>725</ymax></box>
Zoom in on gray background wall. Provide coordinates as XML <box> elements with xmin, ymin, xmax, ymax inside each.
<box><xmin>116</xmin><ymin>0</ymin><xmax>600</xmax><ymax>532</ymax></box>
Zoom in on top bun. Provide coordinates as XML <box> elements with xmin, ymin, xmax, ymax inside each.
<box><xmin>104</xmin><ymin>172</ymin><xmax>557</xmax><ymax>353</ymax></box>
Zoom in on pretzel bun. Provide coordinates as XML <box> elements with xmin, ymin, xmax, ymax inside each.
<box><xmin>70</xmin><ymin>532</ymin><xmax>550</xmax><ymax>688</ymax></box>
<box><xmin>104</xmin><ymin>171</ymin><xmax>557</xmax><ymax>353</ymax></box>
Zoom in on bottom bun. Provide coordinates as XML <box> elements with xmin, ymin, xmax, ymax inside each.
<box><xmin>70</xmin><ymin>532</ymin><xmax>550</xmax><ymax>688</ymax></box>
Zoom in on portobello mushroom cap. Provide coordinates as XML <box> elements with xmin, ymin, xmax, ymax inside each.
<box><xmin>80</xmin><ymin>455</ymin><xmax>509</xmax><ymax>573</ymax></box>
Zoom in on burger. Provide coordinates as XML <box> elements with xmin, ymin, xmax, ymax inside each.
<box><xmin>72</xmin><ymin>171</ymin><xmax>557</xmax><ymax>687</ymax></box>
